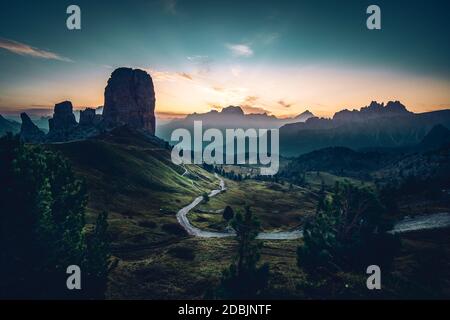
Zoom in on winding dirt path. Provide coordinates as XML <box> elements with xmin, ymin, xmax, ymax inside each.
<box><xmin>176</xmin><ymin>173</ymin><xmax>450</xmax><ymax>240</ymax></box>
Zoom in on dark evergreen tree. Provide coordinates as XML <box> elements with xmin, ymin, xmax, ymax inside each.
<box><xmin>0</xmin><ymin>134</ymin><xmax>110</xmax><ymax>299</ymax></box>
<box><xmin>217</xmin><ymin>206</ymin><xmax>269</xmax><ymax>298</ymax></box>
<box><xmin>223</xmin><ymin>205</ymin><xmax>234</xmax><ymax>222</ymax></box>
<box><xmin>298</xmin><ymin>182</ymin><xmax>399</xmax><ymax>273</ymax></box>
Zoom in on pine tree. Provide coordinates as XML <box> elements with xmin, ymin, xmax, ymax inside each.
<box><xmin>0</xmin><ymin>135</ymin><xmax>110</xmax><ymax>299</ymax></box>
<box><xmin>298</xmin><ymin>182</ymin><xmax>399</xmax><ymax>274</ymax></box>
<box><xmin>223</xmin><ymin>205</ymin><xmax>234</xmax><ymax>222</ymax></box>
<box><xmin>218</xmin><ymin>206</ymin><xmax>269</xmax><ymax>298</ymax></box>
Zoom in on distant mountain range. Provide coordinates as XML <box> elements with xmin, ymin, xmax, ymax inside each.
<box><xmin>333</xmin><ymin>101</ymin><xmax>412</xmax><ymax>122</ymax></box>
<box><xmin>156</xmin><ymin>106</ymin><xmax>314</xmax><ymax>142</ymax></box>
<box><xmin>279</xmin><ymin>101</ymin><xmax>450</xmax><ymax>156</ymax></box>
<box><xmin>0</xmin><ymin>115</ymin><xmax>20</xmax><ymax>136</ymax></box>
<box><xmin>155</xmin><ymin>101</ymin><xmax>450</xmax><ymax>157</ymax></box>
<box><xmin>3</xmin><ymin>100</ymin><xmax>450</xmax><ymax>161</ymax></box>
<box><xmin>280</xmin><ymin>122</ymin><xmax>450</xmax><ymax>181</ymax></box>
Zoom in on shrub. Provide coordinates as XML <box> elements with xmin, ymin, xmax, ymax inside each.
<box><xmin>162</xmin><ymin>222</ymin><xmax>188</xmax><ymax>236</ymax></box>
<box><xmin>167</xmin><ymin>246</ymin><xmax>195</xmax><ymax>260</ymax></box>
<box><xmin>138</xmin><ymin>220</ymin><xmax>157</xmax><ymax>229</ymax></box>
<box><xmin>223</xmin><ymin>206</ymin><xmax>234</xmax><ymax>221</ymax></box>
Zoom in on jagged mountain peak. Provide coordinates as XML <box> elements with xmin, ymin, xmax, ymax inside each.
<box><xmin>20</xmin><ymin>112</ymin><xmax>45</xmax><ymax>142</ymax></box>
<box><xmin>220</xmin><ymin>105</ymin><xmax>244</xmax><ymax>115</ymax></box>
<box><xmin>333</xmin><ymin>100</ymin><xmax>411</xmax><ymax>121</ymax></box>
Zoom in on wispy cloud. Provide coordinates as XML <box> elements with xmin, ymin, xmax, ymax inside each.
<box><xmin>241</xmin><ymin>96</ymin><xmax>271</xmax><ymax>114</ymax></box>
<box><xmin>258</xmin><ymin>32</ymin><xmax>280</xmax><ymax>45</ymax></box>
<box><xmin>226</xmin><ymin>43</ymin><xmax>254</xmax><ymax>57</ymax></box>
<box><xmin>179</xmin><ymin>72</ymin><xmax>193</xmax><ymax>80</ymax></box>
<box><xmin>187</xmin><ymin>55</ymin><xmax>213</xmax><ymax>73</ymax></box>
<box><xmin>231</xmin><ymin>66</ymin><xmax>242</xmax><ymax>77</ymax></box>
<box><xmin>0</xmin><ymin>37</ymin><xmax>72</xmax><ymax>62</ymax></box>
<box><xmin>277</xmin><ymin>99</ymin><xmax>294</xmax><ymax>108</ymax></box>
<box><xmin>162</xmin><ymin>0</ymin><xmax>177</xmax><ymax>15</ymax></box>
<box><xmin>146</xmin><ymin>68</ymin><xmax>194</xmax><ymax>82</ymax></box>
<box><xmin>156</xmin><ymin>110</ymin><xmax>187</xmax><ymax>119</ymax></box>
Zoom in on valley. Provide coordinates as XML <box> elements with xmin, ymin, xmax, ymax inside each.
<box><xmin>46</xmin><ymin>126</ymin><xmax>450</xmax><ymax>299</ymax></box>
<box><xmin>2</xmin><ymin>68</ymin><xmax>450</xmax><ymax>300</ymax></box>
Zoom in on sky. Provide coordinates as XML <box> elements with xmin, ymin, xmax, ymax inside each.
<box><xmin>0</xmin><ymin>0</ymin><xmax>449</xmax><ymax>119</ymax></box>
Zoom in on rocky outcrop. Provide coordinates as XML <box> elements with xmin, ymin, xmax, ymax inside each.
<box><xmin>79</xmin><ymin>108</ymin><xmax>96</xmax><ymax>126</ymax></box>
<box><xmin>103</xmin><ymin>68</ymin><xmax>156</xmax><ymax>134</ymax></box>
<box><xmin>46</xmin><ymin>101</ymin><xmax>104</xmax><ymax>142</ymax></box>
<box><xmin>10</xmin><ymin>67</ymin><xmax>157</xmax><ymax>143</ymax></box>
<box><xmin>47</xmin><ymin>101</ymin><xmax>78</xmax><ymax>141</ymax></box>
<box><xmin>19</xmin><ymin>113</ymin><xmax>45</xmax><ymax>142</ymax></box>
<box><xmin>79</xmin><ymin>108</ymin><xmax>102</xmax><ymax>126</ymax></box>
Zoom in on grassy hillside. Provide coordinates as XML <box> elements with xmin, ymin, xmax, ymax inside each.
<box><xmin>43</xmin><ymin>128</ymin><xmax>450</xmax><ymax>299</ymax></box>
<box><xmin>45</xmin><ymin>128</ymin><xmax>310</xmax><ymax>299</ymax></box>
<box><xmin>0</xmin><ymin>115</ymin><xmax>20</xmax><ymax>136</ymax></box>
<box><xmin>189</xmin><ymin>171</ymin><xmax>372</xmax><ymax>233</ymax></box>
<box><xmin>48</xmin><ymin>127</ymin><xmax>219</xmax><ymax>248</ymax></box>
<box><xmin>191</xmin><ymin>179</ymin><xmax>317</xmax><ymax>232</ymax></box>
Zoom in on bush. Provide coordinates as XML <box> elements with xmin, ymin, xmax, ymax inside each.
<box><xmin>167</xmin><ymin>246</ymin><xmax>196</xmax><ymax>260</ymax></box>
<box><xmin>297</xmin><ymin>182</ymin><xmax>400</xmax><ymax>274</ymax></box>
<box><xmin>217</xmin><ymin>207</ymin><xmax>269</xmax><ymax>299</ymax></box>
<box><xmin>138</xmin><ymin>220</ymin><xmax>157</xmax><ymax>229</ymax></box>
<box><xmin>162</xmin><ymin>223</ymin><xmax>188</xmax><ymax>236</ymax></box>
<box><xmin>223</xmin><ymin>206</ymin><xmax>234</xmax><ymax>221</ymax></box>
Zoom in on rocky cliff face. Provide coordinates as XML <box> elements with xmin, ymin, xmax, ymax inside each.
<box><xmin>20</xmin><ymin>113</ymin><xmax>46</xmax><ymax>142</ymax></box>
<box><xmin>46</xmin><ymin>102</ymin><xmax>103</xmax><ymax>142</ymax></box>
<box><xmin>103</xmin><ymin>68</ymin><xmax>156</xmax><ymax>134</ymax></box>
<box><xmin>47</xmin><ymin>101</ymin><xmax>78</xmax><ymax>141</ymax></box>
<box><xmin>4</xmin><ymin>67</ymin><xmax>157</xmax><ymax>143</ymax></box>
<box><xmin>79</xmin><ymin>108</ymin><xmax>102</xmax><ymax>126</ymax></box>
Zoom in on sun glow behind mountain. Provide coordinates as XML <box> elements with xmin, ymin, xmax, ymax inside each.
<box><xmin>0</xmin><ymin>0</ymin><xmax>449</xmax><ymax>119</ymax></box>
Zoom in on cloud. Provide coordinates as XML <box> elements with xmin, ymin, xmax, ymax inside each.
<box><xmin>156</xmin><ymin>110</ymin><xmax>187</xmax><ymax>119</ymax></box>
<box><xmin>187</xmin><ymin>55</ymin><xmax>213</xmax><ymax>73</ymax></box>
<box><xmin>241</xmin><ymin>105</ymin><xmax>270</xmax><ymax>114</ymax></box>
<box><xmin>226</xmin><ymin>43</ymin><xmax>253</xmax><ymax>57</ymax></box>
<box><xmin>179</xmin><ymin>72</ymin><xmax>193</xmax><ymax>80</ymax></box>
<box><xmin>259</xmin><ymin>32</ymin><xmax>280</xmax><ymax>45</ymax></box>
<box><xmin>243</xmin><ymin>96</ymin><xmax>259</xmax><ymax>105</ymax></box>
<box><xmin>206</xmin><ymin>103</ymin><xmax>222</xmax><ymax>110</ymax></box>
<box><xmin>147</xmin><ymin>69</ymin><xmax>194</xmax><ymax>82</ymax></box>
<box><xmin>162</xmin><ymin>0</ymin><xmax>177</xmax><ymax>15</ymax></box>
<box><xmin>212</xmin><ymin>86</ymin><xmax>225</xmax><ymax>92</ymax></box>
<box><xmin>277</xmin><ymin>100</ymin><xmax>294</xmax><ymax>108</ymax></box>
<box><xmin>240</xmin><ymin>96</ymin><xmax>271</xmax><ymax>114</ymax></box>
<box><xmin>0</xmin><ymin>37</ymin><xmax>72</xmax><ymax>62</ymax></box>
<box><xmin>231</xmin><ymin>67</ymin><xmax>242</xmax><ymax>77</ymax></box>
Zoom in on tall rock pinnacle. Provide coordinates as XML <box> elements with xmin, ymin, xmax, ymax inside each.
<box><xmin>102</xmin><ymin>68</ymin><xmax>156</xmax><ymax>134</ymax></box>
<box><xmin>47</xmin><ymin>101</ymin><xmax>78</xmax><ymax>141</ymax></box>
<box><xmin>19</xmin><ymin>113</ymin><xmax>45</xmax><ymax>143</ymax></box>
